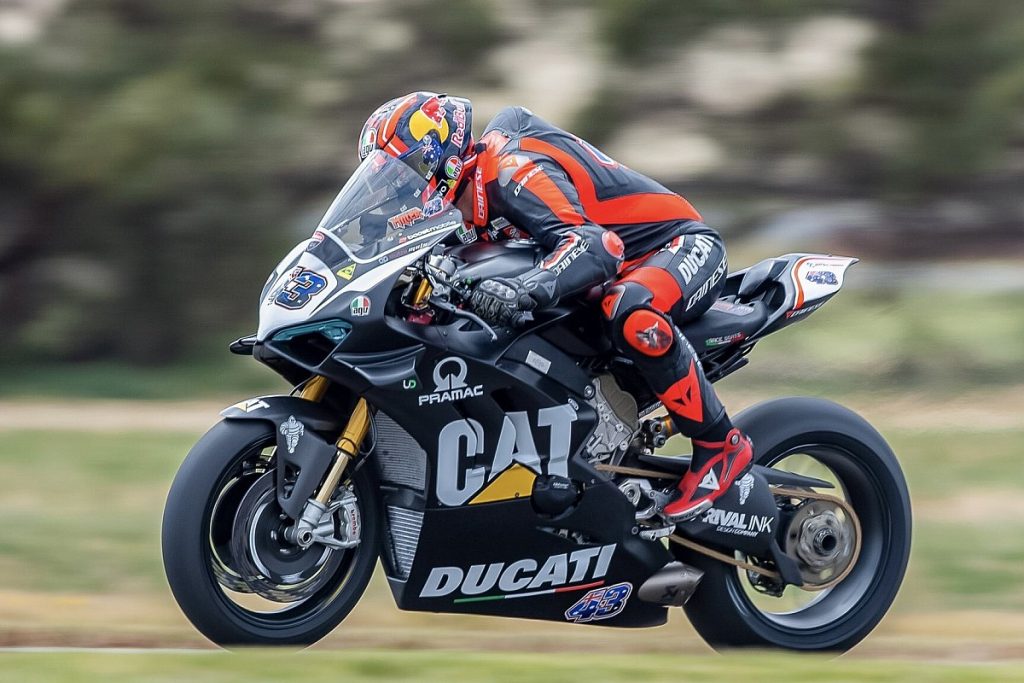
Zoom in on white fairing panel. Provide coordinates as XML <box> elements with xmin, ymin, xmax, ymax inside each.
<box><xmin>257</xmin><ymin>250</ymin><xmax>338</xmax><ymax>341</ymax></box>
<box><xmin>790</xmin><ymin>256</ymin><xmax>858</xmax><ymax>309</ymax></box>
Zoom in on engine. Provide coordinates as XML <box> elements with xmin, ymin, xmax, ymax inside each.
<box><xmin>583</xmin><ymin>374</ymin><xmax>639</xmax><ymax>465</ymax></box>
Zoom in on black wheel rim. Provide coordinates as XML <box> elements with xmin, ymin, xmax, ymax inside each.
<box><xmin>726</xmin><ymin>441</ymin><xmax>892</xmax><ymax>633</ymax></box>
<box><xmin>201</xmin><ymin>435</ymin><xmax>363</xmax><ymax>629</ymax></box>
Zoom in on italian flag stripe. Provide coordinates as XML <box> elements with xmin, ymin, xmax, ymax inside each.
<box><xmin>453</xmin><ymin>580</ymin><xmax>605</xmax><ymax>604</ymax></box>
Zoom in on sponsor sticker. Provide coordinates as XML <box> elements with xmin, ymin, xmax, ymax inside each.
<box><xmin>419</xmin><ymin>544</ymin><xmax>617</xmax><ymax>600</ymax></box>
<box><xmin>736</xmin><ymin>473</ymin><xmax>755</xmax><ymax>505</ymax></box>
<box><xmin>419</xmin><ymin>357</ymin><xmax>483</xmax><ymax>406</ymax></box>
<box><xmin>279</xmin><ymin>415</ymin><xmax>305</xmax><ymax>454</ymax></box>
<box><xmin>525</xmin><ymin>350</ymin><xmax>552</xmax><ymax>374</ymax></box>
<box><xmin>785</xmin><ymin>301</ymin><xmax>825</xmax><ymax>319</ymax></box>
<box><xmin>474</xmin><ymin>165</ymin><xmax>486</xmax><ymax>223</ymax></box>
<box><xmin>231</xmin><ymin>398</ymin><xmax>269</xmax><ymax>413</ymax></box>
<box><xmin>337</xmin><ymin>264</ymin><xmax>356</xmax><ymax>280</ymax></box>
<box><xmin>700</xmin><ymin>507</ymin><xmax>773</xmax><ymax>537</ymax></box>
<box><xmin>513</xmin><ymin>164</ymin><xmax>543</xmax><ymax>197</ymax></box>
<box><xmin>350</xmin><ymin>295</ymin><xmax>371</xmax><ymax>317</ymax></box>
<box><xmin>424</xmin><ymin>195</ymin><xmax>445</xmax><ymax>217</ymax></box>
<box><xmin>710</xmin><ymin>300</ymin><xmax>755</xmax><ymax>316</ymax></box>
<box><xmin>308</xmin><ymin>230</ymin><xmax>326</xmax><ymax>249</ymax></box>
<box><xmin>685</xmin><ymin>254</ymin><xmax>727</xmax><ymax>311</ymax></box>
<box><xmin>456</xmin><ymin>223</ymin><xmax>478</xmax><ymax>244</ymax></box>
<box><xmin>704</xmin><ymin>332</ymin><xmax>746</xmax><ymax>348</ymax></box>
<box><xmin>435</xmin><ymin>404</ymin><xmax>577</xmax><ymax>506</ymax></box>
<box><xmin>805</xmin><ymin>270</ymin><xmax>838</xmax><ymax>285</ymax></box>
<box><xmin>274</xmin><ymin>268</ymin><xmax>328</xmax><ymax>310</ymax></box>
<box><xmin>359</xmin><ymin>127</ymin><xmax>376</xmax><ymax>159</ymax></box>
<box><xmin>445</xmin><ymin>155</ymin><xmax>463</xmax><ymax>179</ymax></box>
<box><xmin>564</xmin><ymin>581</ymin><xmax>632</xmax><ymax>623</ymax></box>
<box><xmin>676</xmin><ymin>234</ymin><xmax>716</xmax><ymax>285</ymax></box>
<box><xmin>388</xmin><ymin>207</ymin><xmax>424</xmax><ymax>230</ymax></box>
<box><xmin>451</xmin><ymin>99</ymin><xmax>467</xmax><ymax>147</ymax></box>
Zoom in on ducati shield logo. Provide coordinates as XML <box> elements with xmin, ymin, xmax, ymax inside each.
<box><xmin>279</xmin><ymin>416</ymin><xmax>305</xmax><ymax>454</ymax></box>
<box><xmin>418</xmin><ymin>357</ymin><xmax>484</xmax><ymax>406</ymax></box>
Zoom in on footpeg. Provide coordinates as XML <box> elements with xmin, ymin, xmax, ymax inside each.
<box><xmin>638</xmin><ymin>561</ymin><xmax>704</xmax><ymax>606</ymax></box>
<box><xmin>664</xmin><ymin>498</ymin><xmax>712</xmax><ymax>523</ymax></box>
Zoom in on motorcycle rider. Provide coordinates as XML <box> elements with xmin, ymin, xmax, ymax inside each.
<box><xmin>357</xmin><ymin>92</ymin><xmax>752</xmax><ymax>521</ymax></box>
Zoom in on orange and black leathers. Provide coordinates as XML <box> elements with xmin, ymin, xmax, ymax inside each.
<box><xmin>471</xmin><ymin>106</ymin><xmax>732</xmax><ymax>443</ymax></box>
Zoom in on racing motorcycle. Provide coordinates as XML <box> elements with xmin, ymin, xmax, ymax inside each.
<box><xmin>161</xmin><ymin>150</ymin><xmax>911</xmax><ymax>651</ymax></box>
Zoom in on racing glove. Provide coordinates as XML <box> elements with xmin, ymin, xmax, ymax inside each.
<box><xmin>470</xmin><ymin>277</ymin><xmax>537</xmax><ymax>326</ymax></box>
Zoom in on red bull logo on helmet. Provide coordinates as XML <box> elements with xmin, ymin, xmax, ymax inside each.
<box><xmin>410</xmin><ymin>96</ymin><xmax>450</xmax><ymax>142</ymax></box>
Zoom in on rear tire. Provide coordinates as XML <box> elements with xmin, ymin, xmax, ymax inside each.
<box><xmin>679</xmin><ymin>397</ymin><xmax>911</xmax><ymax>651</ymax></box>
<box><xmin>162</xmin><ymin>419</ymin><xmax>379</xmax><ymax>647</ymax></box>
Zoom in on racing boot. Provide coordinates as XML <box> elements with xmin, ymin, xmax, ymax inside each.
<box><xmin>663</xmin><ymin>428</ymin><xmax>753</xmax><ymax>522</ymax></box>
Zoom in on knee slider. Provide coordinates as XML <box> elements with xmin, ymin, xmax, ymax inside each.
<box><xmin>621</xmin><ymin>308</ymin><xmax>675</xmax><ymax>357</ymax></box>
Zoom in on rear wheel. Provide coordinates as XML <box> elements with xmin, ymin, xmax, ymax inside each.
<box><xmin>679</xmin><ymin>397</ymin><xmax>911</xmax><ymax>651</ymax></box>
<box><xmin>162</xmin><ymin>419</ymin><xmax>379</xmax><ymax>647</ymax></box>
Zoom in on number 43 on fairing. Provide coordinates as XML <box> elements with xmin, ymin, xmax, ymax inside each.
<box><xmin>565</xmin><ymin>582</ymin><xmax>632</xmax><ymax>623</ymax></box>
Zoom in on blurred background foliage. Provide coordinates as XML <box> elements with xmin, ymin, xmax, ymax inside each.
<box><xmin>0</xmin><ymin>0</ymin><xmax>1022</xmax><ymax>387</ymax></box>
<box><xmin>1</xmin><ymin>0</ymin><xmax>1023</xmax><ymax>659</ymax></box>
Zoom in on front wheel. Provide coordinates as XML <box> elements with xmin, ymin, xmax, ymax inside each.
<box><xmin>161</xmin><ymin>419</ymin><xmax>379</xmax><ymax>647</ymax></box>
<box><xmin>679</xmin><ymin>397</ymin><xmax>911</xmax><ymax>651</ymax></box>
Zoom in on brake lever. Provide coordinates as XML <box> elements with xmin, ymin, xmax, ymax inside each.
<box><xmin>430</xmin><ymin>297</ymin><xmax>498</xmax><ymax>341</ymax></box>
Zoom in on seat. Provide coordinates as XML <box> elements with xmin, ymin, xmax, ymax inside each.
<box><xmin>736</xmin><ymin>258</ymin><xmax>778</xmax><ymax>299</ymax></box>
<box><xmin>680</xmin><ymin>300</ymin><xmax>768</xmax><ymax>354</ymax></box>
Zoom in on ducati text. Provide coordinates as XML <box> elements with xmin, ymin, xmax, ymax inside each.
<box><xmin>420</xmin><ymin>544</ymin><xmax>616</xmax><ymax>598</ymax></box>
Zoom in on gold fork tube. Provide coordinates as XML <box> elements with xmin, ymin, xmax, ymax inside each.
<box><xmin>300</xmin><ymin>375</ymin><xmax>330</xmax><ymax>401</ymax></box>
<box><xmin>314</xmin><ymin>398</ymin><xmax>370</xmax><ymax>505</ymax></box>
<box><xmin>411</xmin><ymin>277</ymin><xmax>433</xmax><ymax>307</ymax></box>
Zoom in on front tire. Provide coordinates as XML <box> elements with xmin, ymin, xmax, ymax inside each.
<box><xmin>162</xmin><ymin>419</ymin><xmax>379</xmax><ymax>647</ymax></box>
<box><xmin>679</xmin><ymin>397</ymin><xmax>911</xmax><ymax>651</ymax></box>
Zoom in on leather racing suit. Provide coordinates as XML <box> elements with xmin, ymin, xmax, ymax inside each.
<box><xmin>464</xmin><ymin>106</ymin><xmax>735</xmax><ymax>454</ymax></box>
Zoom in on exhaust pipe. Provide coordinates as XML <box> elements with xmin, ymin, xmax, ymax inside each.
<box><xmin>638</xmin><ymin>561</ymin><xmax>704</xmax><ymax>606</ymax></box>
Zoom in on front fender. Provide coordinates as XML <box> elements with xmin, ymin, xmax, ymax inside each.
<box><xmin>221</xmin><ymin>396</ymin><xmax>347</xmax><ymax>520</ymax></box>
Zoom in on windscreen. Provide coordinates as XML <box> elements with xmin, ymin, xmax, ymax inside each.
<box><xmin>315</xmin><ymin>150</ymin><xmax>440</xmax><ymax>258</ymax></box>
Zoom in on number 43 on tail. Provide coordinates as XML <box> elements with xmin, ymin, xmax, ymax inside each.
<box><xmin>564</xmin><ymin>582</ymin><xmax>632</xmax><ymax>623</ymax></box>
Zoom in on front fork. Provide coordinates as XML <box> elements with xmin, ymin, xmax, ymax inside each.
<box><xmin>285</xmin><ymin>376</ymin><xmax>370</xmax><ymax>548</ymax></box>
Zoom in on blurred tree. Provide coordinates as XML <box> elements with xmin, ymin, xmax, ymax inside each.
<box><xmin>596</xmin><ymin>0</ymin><xmax>849</xmax><ymax>66</ymax></box>
<box><xmin>860</xmin><ymin>0</ymin><xmax>1024</xmax><ymax>192</ymax></box>
<box><xmin>0</xmin><ymin>0</ymin><xmax>501</xmax><ymax>366</ymax></box>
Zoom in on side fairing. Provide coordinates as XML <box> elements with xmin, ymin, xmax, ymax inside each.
<box><xmin>340</xmin><ymin>332</ymin><xmax>672</xmax><ymax>628</ymax></box>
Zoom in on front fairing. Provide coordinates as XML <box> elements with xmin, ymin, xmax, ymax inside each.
<box><xmin>256</xmin><ymin>152</ymin><xmax>464</xmax><ymax>342</ymax></box>
<box><xmin>256</xmin><ymin>209</ymin><xmax>461</xmax><ymax>342</ymax></box>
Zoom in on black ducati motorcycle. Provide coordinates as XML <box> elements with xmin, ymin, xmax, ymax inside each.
<box><xmin>162</xmin><ymin>150</ymin><xmax>911</xmax><ymax>650</ymax></box>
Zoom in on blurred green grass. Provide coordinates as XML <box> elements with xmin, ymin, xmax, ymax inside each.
<box><xmin>0</xmin><ymin>357</ymin><xmax>282</xmax><ymax>401</ymax></box>
<box><xmin>2</xmin><ymin>649</ymin><xmax>1022</xmax><ymax>683</ymax></box>
<box><xmin>723</xmin><ymin>289</ymin><xmax>1024</xmax><ymax>393</ymax></box>
<box><xmin>1</xmin><ymin>425</ymin><xmax>1021</xmax><ymax>613</ymax></box>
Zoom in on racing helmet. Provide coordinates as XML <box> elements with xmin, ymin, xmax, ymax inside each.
<box><xmin>357</xmin><ymin>92</ymin><xmax>474</xmax><ymax>214</ymax></box>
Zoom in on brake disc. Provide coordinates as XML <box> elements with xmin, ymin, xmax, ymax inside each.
<box><xmin>226</xmin><ymin>471</ymin><xmax>345</xmax><ymax>603</ymax></box>
<box><xmin>776</xmin><ymin>487</ymin><xmax>862</xmax><ymax>591</ymax></box>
